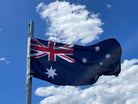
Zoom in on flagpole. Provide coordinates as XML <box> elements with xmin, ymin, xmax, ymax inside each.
<box><xmin>26</xmin><ymin>21</ymin><xmax>34</xmax><ymax>104</ymax></box>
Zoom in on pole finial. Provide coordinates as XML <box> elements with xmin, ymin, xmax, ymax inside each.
<box><xmin>28</xmin><ymin>21</ymin><xmax>34</xmax><ymax>38</ymax></box>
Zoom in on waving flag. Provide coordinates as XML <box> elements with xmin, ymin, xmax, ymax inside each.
<box><xmin>30</xmin><ymin>38</ymin><xmax>122</xmax><ymax>86</ymax></box>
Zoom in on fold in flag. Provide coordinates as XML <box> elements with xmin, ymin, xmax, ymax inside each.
<box><xmin>30</xmin><ymin>38</ymin><xmax>122</xmax><ymax>86</ymax></box>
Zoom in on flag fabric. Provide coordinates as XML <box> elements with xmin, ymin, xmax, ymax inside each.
<box><xmin>30</xmin><ymin>38</ymin><xmax>122</xmax><ymax>86</ymax></box>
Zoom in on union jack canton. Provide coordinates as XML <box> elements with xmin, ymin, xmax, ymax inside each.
<box><xmin>31</xmin><ymin>38</ymin><xmax>75</xmax><ymax>63</ymax></box>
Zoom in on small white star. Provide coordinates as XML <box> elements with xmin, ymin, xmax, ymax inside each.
<box><xmin>100</xmin><ymin>62</ymin><xmax>103</xmax><ymax>66</ymax></box>
<box><xmin>95</xmin><ymin>46</ymin><xmax>100</xmax><ymax>52</ymax></box>
<box><xmin>95</xmin><ymin>75</ymin><xmax>99</xmax><ymax>80</ymax></box>
<box><xmin>45</xmin><ymin>66</ymin><xmax>57</xmax><ymax>79</ymax></box>
<box><xmin>82</xmin><ymin>58</ymin><xmax>87</xmax><ymax>63</ymax></box>
<box><xmin>105</xmin><ymin>54</ymin><xmax>111</xmax><ymax>59</ymax></box>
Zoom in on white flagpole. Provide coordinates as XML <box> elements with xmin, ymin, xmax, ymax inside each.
<box><xmin>26</xmin><ymin>21</ymin><xmax>34</xmax><ymax>104</ymax></box>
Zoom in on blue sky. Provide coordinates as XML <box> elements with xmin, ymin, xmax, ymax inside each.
<box><xmin>0</xmin><ymin>0</ymin><xmax>138</xmax><ymax>104</ymax></box>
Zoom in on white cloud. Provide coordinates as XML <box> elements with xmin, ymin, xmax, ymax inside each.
<box><xmin>36</xmin><ymin>1</ymin><xmax>103</xmax><ymax>45</ymax></box>
<box><xmin>0</xmin><ymin>57</ymin><xmax>10</xmax><ymax>64</ymax></box>
<box><xmin>0</xmin><ymin>28</ymin><xmax>3</xmax><ymax>31</ymax></box>
<box><xmin>0</xmin><ymin>57</ymin><xmax>6</xmax><ymax>61</ymax></box>
<box><xmin>107</xmin><ymin>4</ymin><xmax>112</xmax><ymax>9</ymax></box>
<box><xmin>35</xmin><ymin>59</ymin><xmax>138</xmax><ymax>104</ymax></box>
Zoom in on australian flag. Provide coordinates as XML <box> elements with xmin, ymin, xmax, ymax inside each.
<box><xmin>30</xmin><ymin>38</ymin><xmax>122</xmax><ymax>86</ymax></box>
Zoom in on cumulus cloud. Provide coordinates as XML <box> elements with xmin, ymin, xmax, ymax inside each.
<box><xmin>0</xmin><ymin>57</ymin><xmax>10</xmax><ymax>64</ymax></box>
<box><xmin>36</xmin><ymin>1</ymin><xmax>103</xmax><ymax>45</ymax></box>
<box><xmin>35</xmin><ymin>59</ymin><xmax>138</xmax><ymax>104</ymax></box>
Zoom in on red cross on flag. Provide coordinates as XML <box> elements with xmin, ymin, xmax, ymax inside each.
<box><xmin>31</xmin><ymin>38</ymin><xmax>75</xmax><ymax>63</ymax></box>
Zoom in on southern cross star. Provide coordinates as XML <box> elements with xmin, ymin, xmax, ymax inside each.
<box><xmin>105</xmin><ymin>54</ymin><xmax>111</xmax><ymax>59</ymax></box>
<box><xmin>82</xmin><ymin>58</ymin><xmax>87</xmax><ymax>63</ymax></box>
<box><xmin>100</xmin><ymin>54</ymin><xmax>111</xmax><ymax>66</ymax></box>
<box><xmin>45</xmin><ymin>66</ymin><xmax>57</xmax><ymax>79</ymax></box>
<box><xmin>95</xmin><ymin>46</ymin><xmax>100</xmax><ymax>52</ymax></box>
